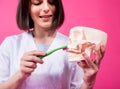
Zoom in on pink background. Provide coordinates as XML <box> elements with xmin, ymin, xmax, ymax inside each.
<box><xmin>0</xmin><ymin>0</ymin><xmax>120</xmax><ymax>89</ymax></box>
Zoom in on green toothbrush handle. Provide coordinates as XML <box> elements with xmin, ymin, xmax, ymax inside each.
<box><xmin>38</xmin><ymin>45</ymin><xmax>67</xmax><ymax>59</ymax></box>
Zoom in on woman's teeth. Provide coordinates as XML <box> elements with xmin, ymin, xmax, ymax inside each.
<box><xmin>40</xmin><ymin>15</ymin><xmax>52</xmax><ymax>18</ymax></box>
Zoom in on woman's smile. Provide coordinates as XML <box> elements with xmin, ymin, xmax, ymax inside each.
<box><xmin>39</xmin><ymin>15</ymin><xmax>53</xmax><ymax>22</ymax></box>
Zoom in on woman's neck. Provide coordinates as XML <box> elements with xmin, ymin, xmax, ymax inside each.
<box><xmin>32</xmin><ymin>28</ymin><xmax>57</xmax><ymax>44</ymax></box>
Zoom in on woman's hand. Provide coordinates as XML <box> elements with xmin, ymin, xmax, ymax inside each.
<box><xmin>77</xmin><ymin>44</ymin><xmax>105</xmax><ymax>87</ymax></box>
<box><xmin>19</xmin><ymin>50</ymin><xmax>46</xmax><ymax>79</ymax></box>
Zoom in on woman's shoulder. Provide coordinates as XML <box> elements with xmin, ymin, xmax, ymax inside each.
<box><xmin>1</xmin><ymin>32</ymin><xmax>31</xmax><ymax>46</ymax></box>
<box><xmin>7</xmin><ymin>31</ymin><xmax>31</xmax><ymax>39</ymax></box>
<box><xmin>4</xmin><ymin>32</ymin><xmax>31</xmax><ymax>40</ymax></box>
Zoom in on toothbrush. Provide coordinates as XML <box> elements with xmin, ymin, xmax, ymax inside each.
<box><xmin>38</xmin><ymin>45</ymin><xmax>67</xmax><ymax>59</ymax></box>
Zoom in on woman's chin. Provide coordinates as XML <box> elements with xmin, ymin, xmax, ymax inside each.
<box><xmin>40</xmin><ymin>23</ymin><xmax>52</xmax><ymax>29</ymax></box>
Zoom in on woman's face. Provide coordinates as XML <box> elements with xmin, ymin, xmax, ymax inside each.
<box><xmin>30</xmin><ymin>0</ymin><xmax>56</xmax><ymax>29</ymax></box>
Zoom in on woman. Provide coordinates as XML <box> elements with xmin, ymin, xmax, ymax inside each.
<box><xmin>0</xmin><ymin>0</ymin><xmax>105</xmax><ymax>89</ymax></box>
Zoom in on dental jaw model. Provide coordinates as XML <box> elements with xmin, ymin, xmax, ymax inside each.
<box><xmin>67</xmin><ymin>26</ymin><xmax>107</xmax><ymax>62</ymax></box>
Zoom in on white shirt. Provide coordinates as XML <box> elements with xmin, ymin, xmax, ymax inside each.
<box><xmin>0</xmin><ymin>32</ymin><xmax>83</xmax><ymax>89</ymax></box>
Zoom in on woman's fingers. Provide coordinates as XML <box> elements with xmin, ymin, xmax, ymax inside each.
<box><xmin>92</xmin><ymin>44</ymin><xmax>105</xmax><ymax>65</ymax></box>
<box><xmin>25</xmin><ymin>50</ymin><xmax>46</xmax><ymax>57</ymax></box>
<box><xmin>23</xmin><ymin>50</ymin><xmax>46</xmax><ymax>63</ymax></box>
<box><xmin>22</xmin><ymin>56</ymin><xmax>43</xmax><ymax>63</ymax></box>
<box><xmin>20</xmin><ymin>56</ymin><xmax>37</xmax><ymax>74</ymax></box>
<box><xmin>100</xmin><ymin>45</ymin><xmax>106</xmax><ymax>58</ymax></box>
<box><xmin>77</xmin><ymin>44</ymin><xmax>106</xmax><ymax>82</ymax></box>
<box><xmin>78</xmin><ymin>53</ymin><xmax>96</xmax><ymax>69</ymax></box>
<box><xmin>78</xmin><ymin>60</ymin><xmax>88</xmax><ymax>68</ymax></box>
<box><xmin>77</xmin><ymin>43</ymin><xmax>106</xmax><ymax>67</ymax></box>
<box><xmin>82</xmin><ymin>53</ymin><xmax>92</xmax><ymax>67</ymax></box>
<box><xmin>21</xmin><ymin>59</ymin><xmax>37</xmax><ymax>68</ymax></box>
<box><xmin>20</xmin><ymin>50</ymin><xmax>46</xmax><ymax>76</ymax></box>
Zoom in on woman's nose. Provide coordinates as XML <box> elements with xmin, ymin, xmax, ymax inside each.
<box><xmin>42</xmin><ymin>2</ymin><xmax>49</xmax><ymax>13</ymax></box>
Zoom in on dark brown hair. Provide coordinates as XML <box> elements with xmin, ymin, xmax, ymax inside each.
<box><xmin>16</xmin><ymin>0</ymin><xmax>65</xmax><ymax>30</ymax></box>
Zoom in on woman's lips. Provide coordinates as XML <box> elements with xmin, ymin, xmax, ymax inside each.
<box><xmin>39</xmin><ymin>15</ymin><xmax>52</xmax><ymax>21</ymax></box>
<box><xmin>39</xmin><ymin>15</ymin><xmax>52</xmax><ymax>18</ymax></box>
